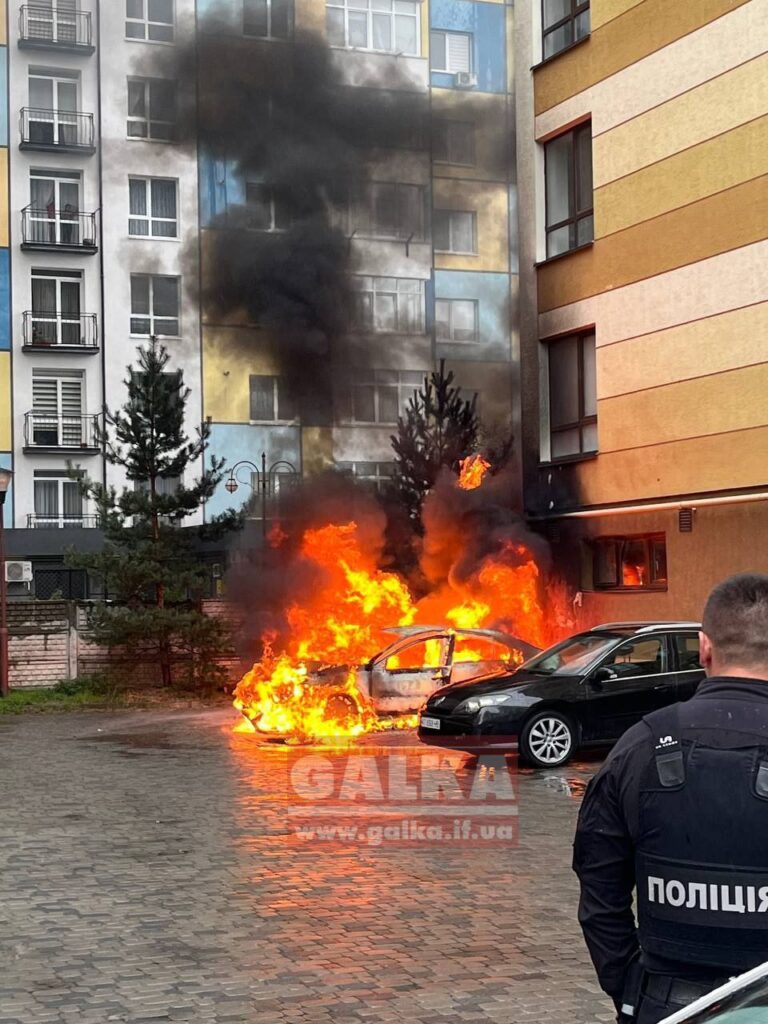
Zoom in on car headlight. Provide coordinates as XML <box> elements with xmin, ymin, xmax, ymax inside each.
<box><xmin>455</xmin><ymin>693</ymin><xmax>513</xmax><ymax>714</ymax></box>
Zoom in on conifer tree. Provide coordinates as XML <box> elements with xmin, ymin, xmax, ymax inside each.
<box><xmin>68</xmin><ymin>337</ymin><xmax>242</xmax><ymax>688</ymax></box>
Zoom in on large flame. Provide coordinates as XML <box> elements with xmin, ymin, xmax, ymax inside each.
<box><xmin>233</xmin><ymin>466</ymin><xmax>572</xmax><ymax>742</ymax></box>
<box><xmin>458</xmin><ymin>453</ymin><xmax>491</xmax><ymax>490</ymax></box>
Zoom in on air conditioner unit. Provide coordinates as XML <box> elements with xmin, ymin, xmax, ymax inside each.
<box><xmin>5</xmin><ymin>560</ymin><xmax>33</xmax><ymax>583</ymax></box>
<box><xmin>455</xmin><ymin>71</ymin><xmax>477</xmax><ymax>88</ymax></box>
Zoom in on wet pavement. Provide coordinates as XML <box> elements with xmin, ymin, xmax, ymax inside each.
<box><xmin>0</xmin><ymin>709</ymin><xmax>613</xmax><ymax>1023</ymax></box>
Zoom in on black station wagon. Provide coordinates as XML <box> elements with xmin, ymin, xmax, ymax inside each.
<box><xmin>417</xmin><ymin>622</ymin><xmax>705</xmax><ymax>768</ymax></box>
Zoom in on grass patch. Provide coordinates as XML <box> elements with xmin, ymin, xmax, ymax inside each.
<box><xmin>0</xmin><ymin>675</ymin><xmax>125</xmax><ymax>714</ymax></box>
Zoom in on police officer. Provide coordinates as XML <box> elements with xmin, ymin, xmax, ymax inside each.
<box><xmin>573</xmin><ymin>572</ymin><xmax>768</xmax><ymax>1023</ymax></box>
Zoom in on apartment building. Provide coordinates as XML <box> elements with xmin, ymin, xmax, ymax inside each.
<box><xmin>515</xmin><ymin>0</ymin><xmax>768</xmax><ymax>619</ymax></box>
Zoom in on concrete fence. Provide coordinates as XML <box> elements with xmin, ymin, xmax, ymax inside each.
<box><xmin>7</xmin><ymin>599</ymin><xmax>246</xmax><ymax>689</ymax></box>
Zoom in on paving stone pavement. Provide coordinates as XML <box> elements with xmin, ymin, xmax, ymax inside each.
<box><xmin>0</xmin><ymin>709</ymin><xmax>616</xmax><ymax>1024</ymax></box>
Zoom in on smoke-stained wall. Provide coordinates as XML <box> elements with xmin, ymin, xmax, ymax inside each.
<box><xmin>0</xmin><ymin>9</ymin><xmax>10</xmax><ymax>527</ymax></box>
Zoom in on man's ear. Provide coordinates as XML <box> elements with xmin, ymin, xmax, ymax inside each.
<box><xmin>699</xmin><ymin>631</ymin><xmax>714</xmax><ymax>674</ymax></box>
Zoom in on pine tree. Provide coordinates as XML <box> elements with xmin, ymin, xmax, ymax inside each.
<box><xmin>67</xmin><ymin>337</ymin><xmax>242</xmax><ymax>688</ymax></box>
<box><xmin>390</xmin><ymin>360</ymin><xmax>479</xmax><ymax>531</ymax></box>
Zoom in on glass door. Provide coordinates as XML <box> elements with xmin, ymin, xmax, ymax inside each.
<box><xmin>29</xmin><ymin>74</ymin><xmax>79</xmax><ymax>145</ymax></box>
<box><xmin>30</xmin><ymin>175</ymin><xmax>80</xmax><ymax>245</ymax></box>
<box><xmin>31</xmin><ymin>273</ymin><xmax>82</xmax><ymax>345</ymax></box>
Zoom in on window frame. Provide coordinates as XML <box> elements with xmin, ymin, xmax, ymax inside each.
<box><xmin>433</xmin><ymin>209</ymin><xmax>477</xmax><ymax>255</ymax></box>
<box><xmin>351</xmin><ymin>276</ymin><xmax>426</xmax><ymax>335</ymax></box>
<box><xmin>126</xmin><ymin>77</ymin><xmax>177</xmax><ymax>142</ymax></box>
<box><xmin>435</xmin><ymin>298</ymin><xmax>479</xmax><ymax>344</ymax></box>
<box><xmin>338</xmin><ymin>460</ymin><xmax>395</xmax><ymax>494</ymax></box>
<box><xmin>125</xmin><ymin>0</ymin><xmax>175</xmax><ymax>44</ymax></box>
<box><xmin>325</xmin><ymin>0</ymin><xmax>420</xmax><ymax>56</ymax></box>
<box><xmin>129</xmin><ymin>274</ymin><xmax>180</xmax><ymax>337</ymax></box>
<box><xmin>243</xmin><ymin>0</ymin><xmax>292</xmax><ymax>39</ymax></box>
<box><xmin>30</xmin><ymin>268</ymin><xmax>83</xmax><ymax>346</ymax></box>
<box><xmin>128</xmin><ymin>176</ymin><xmax>179</xmax><ymax>239</ymax></box>
<box><xmin>432</xmin><ymin>119</ymin><xmax>475</xmax><ymax>166</ymax></box>
<box><xmin>244</xmin><ymin>180</ymin><xmax>290</xmax><ymax>233</ymax></box>
<box><xmin>541</xmin><ymin>0</ymin><xmax>590</xmax><ymax>62</ymax></box>
<box><xmin>429</xmin><ymin>29</ymin><xmax>473</xmax><ymax>74</ymax></box>
<box><xmin>544</xmin><ymin>121</ymin><xmax>593</xmax><ymax>259</ymax></box>
<box><xmin>346</xmin><ymin>368</ymin><xmax>424</xmax><ymax>425</ymax></box>
<box><xmin>591</xmin><ymin>534</ymin><xmax>668</xmax><ymax>592</ymax></box>
<box><xmin>343</xmin><ymin>180</ymin><xmax>427</xmax><ymax>242</ymax></box>
<box><xmin>33</xmin><ymin>470</ymin><xmax>85</xmax><ymax>528</ymax></box>
<box><xmin>546</xmin><ymin>329</ymin><xmax>596</xmax><ymax>461</ymax></box>
<box><xmin>248</xmin><ymin>374</ymin><xmax>297</xmax><ymax>423</ymax></box>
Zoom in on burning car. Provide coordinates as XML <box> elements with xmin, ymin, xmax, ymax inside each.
<box><xmin>312</xmin><ymin>626</ymin><xmax>542</xmax><ymax>714</ymax></box>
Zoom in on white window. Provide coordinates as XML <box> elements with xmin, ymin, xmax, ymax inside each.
<box><xmin>326</xmin><ymin>0</ymin><xmax>419</xmax><ymax>55</ymax></box>
<box><xmin>126</xmin><ymin>0</ymin><xmax>174</xmax><ymax>42</ymax></box>
<box><xmin>244</xmin><ymin>181</ymin><xmax>290</xmax><ymax>232</ymax></box>
<box><xmin>127</xmin><ymin>78</ymin><xmax>176</xmax><ymax>141</ymax></box>
<box><xmin>28</xmin><ymin>171</ymin><xmax>82</xmax><ymax>245</ymax></box>
<box><xmin>130</xmin><ymin>275</ymin><xmax>180</xmax><ymax>336</ymax></box>
<box><xmin>338</xmin><ymin>461</ymin><xmax>395</xmax><ymax>494</ymax></box>
<box><xmin>347</xmin><ymin>369</ymin><xmax>424</xmax><ymax>424</ymax></box>
<box><xmin>30</xmin><ymin>269</ymin><xmax>83</xmax><ymax>346</ymax></box>
<box><xmin>30</xmin><ymin>370</ymin><xmax>86</xmax><ymax>447</ymax></box>
<box><xmin>435</xmin><ymin>299</ymin><xmax>478</xmax><ymax>343</ymax></box>
<box><xmin>344</xmin><ymin>182</ymin><xmax>426</xmax><ymax>241</ymax></box>
<box><xmin>430</xmin><ymin>31</ymin><xmax>472</xmax><ymax>73</ymax></box>
<box><xmin>25</xmin><ymin>1</ymin><xmax>79</xmax><ymax>46</ymax></box>
<box><xmin>351</xmin><ymin>277</ymin><xmax>425</xmax><ymax>334</ymax></box>
<box><xmin>27</xmin><ymin>71</ymin><xmax>81</xmax><ymax>146</ymax></box>
<box><xmin>33</xmin><ymin>470</ymin><xmax>84</xmax><ymax>528</ymax></box>
<box><xmin>433</xmin><ymin>119</ymin><xmax>475</xmax><ymax>165</ymax></box>
<box><xmin>129</xmin><ymin>178</ymin><xmax>178</xmax><ymax>238</ymax></box>
<box><xmin>244</xmin><ymin>0</ymin><xmax>291</xmax><ymax>38</ymax></box>
<box><xmin>433</xmin><ymin>209</ymin><xmax>476</xmax><ymax>254</ymax></box>
<box><xmin>249</xmin><ymin>375</ymin><xmax>297</xmax><ymax>422</ymax></box>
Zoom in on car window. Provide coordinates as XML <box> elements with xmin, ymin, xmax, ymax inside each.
<box><xmin>673</xmin><ymin>633</ymin><xmax>702</xmax><ymax>671</ymax></box>
<box><xmin>602</xmin><ymin>636</ymin><xmax>666</xmax><ymax>678</ymax></box>
<box><xmin>524</xmin><ymin>634</ymin><xmax>620</xmax><ymax>676</ymax></box>
<box><xmin>385</xmin><ymin>638</ymin><xmax>445</xmax><ymax>672</ymax></box>
<box><xmin>675</xmin><ymin>973</ymin><xmax>768</xmax><ymax>1022</ymax></box>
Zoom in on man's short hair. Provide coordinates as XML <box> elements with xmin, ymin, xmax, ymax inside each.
<box><xmin>702</xmin><ymin>573</ymin><xmax>768</xmax><ymax>670</ymax></box>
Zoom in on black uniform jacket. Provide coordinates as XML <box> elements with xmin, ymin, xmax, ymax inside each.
<box><xmin>572</xmin><ymin>676</ymin><xmax>768</xmax><ymax>1003</ymax></box>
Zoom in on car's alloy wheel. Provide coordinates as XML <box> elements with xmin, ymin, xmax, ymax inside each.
<box><xmin>521</xmin><ymin>712</ymin><xmax>575</xmax><ymax>768</ymax></box>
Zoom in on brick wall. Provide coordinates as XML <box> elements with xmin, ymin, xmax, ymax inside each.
<box><xmin>8</xmin><ymin>602</ymin><xmax>75</xmax><ymax>689</ymax></box>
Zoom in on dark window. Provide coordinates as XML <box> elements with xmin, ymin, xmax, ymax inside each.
<box><xmin>592</xmin><ymin>535</ymin><xmax>668</xmax><ymax>591</ymax></box>
<box><xmin>244</xmin><ymin>0</ymin><xmax>291</xmax><ymax>37</ymax></box>
<box><xmin>542</xmin><ymin>0</ymin><xmax>590</xmax><ymax>60</ymax></box>
<box><xmin>545</xmin><ymin>121</ymin><xmax>593</xmax><ymax>258</ymax></box>
<box><xmin>126</xmin><ymin>0</ymin><xmax>175</xmax><ymax>42</ymax></box>
<box><xmin>249</xmin><ymin>375</ymin><xmax>296</xmax><ymax>421</ymax></box>
<box><xmin>602</xmin><ymin>636</ymin><xmax>665</xmax><ymax>677</ymax></box>
<box><xmin>347</xmin><ymin>182</ymin><xmax>426</xmax><ymax>241</ymax></box>
<box><xmin>432</xmin><ymin>119</ymin><xmax>475</xmax><ymax>165</ymax></box>
<box><xmin>127</xmin><ymin>78</ymin><xmax>176</xmax><ymax>141</ymax></box>
<box><xmin>244</xmin><ymin>182</ymin><xmax>290</xmax><ymax>231</ymax></box>
<box><xmin>547</xmin><ymin>330</ymin><xmax>596</xmax><ymax>459</ymax></box>
<box><xmin>130</xmin><ymin>274</ymin><xmax>180</xmax><ymax>336</ymax></box>
<box><xmin>672</xmin><ymin>634</ymin><xmax>702</xmax><ymax>672</ymax></box>
<box><xmin>433</xmin><ymin>209</ymin><xmax>476</xmax><ymax>253</ymax></box>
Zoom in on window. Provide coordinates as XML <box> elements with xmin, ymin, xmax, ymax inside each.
<box><xmin>547</xmin><ymin>330</ymin><xmax>596</xmax><ymax>459</ymax></box>
<box><xmin>325</xmin><ymin>0</ymin><xmax>419</xmax><ymax>55</ymax></box>
<box><xmin>31</xmin><ymin>370</ymin><xmax>85</xmax><ymax>447</ymax></box>
<box><xmin>672</xmin><ymin>634</ymin><xmax>701</xmax><ymax>673</ymax></box>
<box><xmin>338</xmin><ymin>461</ymin><xmax>395</xmax><ymax>494</ymax></box>
<box><xmin>351</xmin><ymin>276</ymin><xmax>425</xmax><ymax>334</ymax></box>
<box><xmin>33</xmin><ymin>470</ymin><xmax>84</xmax><ymax>528</ymax></box>
<box><xmin>126</xmin><ymin>0</ymin><xmax>174</xmax><ymax>42</ymax></box>
<box><xmin>430</xmin><ymin>31</ymin><xmax>472</xmax><ymax>73</ymax></box>
<box><xmin>249</xmin><ymin>375</ymin><xmax>297</xmax><ymax>422</ymax></box>
<box><xmin>244</xmin><ymin>0</ymin><xmax>291</xmax><ymax>38</ymax></box>
<box><xmin>31</xmin><ymin>269</ymin><xmax>82</xmax><ymax>346</ymax></box>
<box><xmin>545</xmin><ymin>122</ymin><xmax>593</xmax><ymax>258</ymax></box>
<box><xmin>432</xmin><ymin>120</ymin><xmax>475</xmax><ymax>165</ymax></box>
<box><xmin>127</xmin><ymin>78</ymin><xmax>176</xmax><ymax>141</ymax></box>
<box><xmin>346</xmin><ymin>369</ymin><xmax>424</xmax><ymax>424</ymax></box>
<box><xmin>593</xmin><ymin>535</ymin><xmax>668</xmax><ymax>591</ymax></box>
<box><xmin>28</xmin><ymin>171</ymin><xmax>81</xmax><ymax>245</ymax></box>
<box><xmin>129</xmin><ymin>178</ymin><xmax>178</xmax><ymax>238</ymax></box>
<box><xmin>345</xmin><ymin>182</ymin><xmax>426</xmax><ymax>241</ymax></box>
<box><xmin>433</xmin><ymin>210</ymin><xmax>476</xmax><ymax>254</ymax></box>
<box><xmin>602</xmin><ymin>636</ymin><xmax>665</xmax><ymax>677</ymax></box>
<box><xmin>25</xmin><ymin>1</ymin><xmax>79</xmax><ymax>46</ymax></box>
<box><xmin>244</xmin><ymin>181</ymin><xmax>290</xmax><ymax>232</ymax></box>
<box><xmin>435</xmin><ymin>299</ymin><xmax>478</xmax><ymax>343</ymax></box>
<box><xmin>542</xmin><ymin>0</ymin><xmax>590</xmax><ymax>60</ymax></box>
<box><xmin>28</xmin><ymin>71</ymin><xmax>79</xmax><ymax>145</ymax></box>
<box><xmin>130</xmin><ymin>275</ymin><xmax>180</xmax><ymax>336</ymax></box>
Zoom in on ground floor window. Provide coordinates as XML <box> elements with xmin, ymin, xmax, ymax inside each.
<box><xmin>591</xmin><ymin>534</ymin><xmax>667</xmax><ymax>590</ymax></box>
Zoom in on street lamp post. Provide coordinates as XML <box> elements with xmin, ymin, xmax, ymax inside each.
<box><xmin>224</xmin><ymin>453</ymin><xmax>298</xmax><ymax>544</ymax></box>
<box><xmin>0</xmin><ymin>467</ymin><xmax>13</xmax><ymax>699</ymax></box>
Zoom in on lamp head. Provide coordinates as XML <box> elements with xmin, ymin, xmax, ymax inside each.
<box><xmin>224</xmin><ymin>477</ymin><xmax>238</xmax><ymax>494</ymax></box>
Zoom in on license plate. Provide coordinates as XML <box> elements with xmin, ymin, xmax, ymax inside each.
<box><xmin>420</xmin><ymin>715</ymin><xmax>441</xmax><ymax>730</ymax></box>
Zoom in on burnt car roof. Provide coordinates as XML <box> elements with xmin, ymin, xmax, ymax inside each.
<box><xmin>380</xmin><ymin>626</ymin><xmax>541</xmax><ymax>662</ymax></box>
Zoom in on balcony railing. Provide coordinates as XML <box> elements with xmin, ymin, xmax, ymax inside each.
<box><xmin>20</xmin><ymin>107</ymin><xmax>96</xmax><ymax>152</ymax></box>
<box><xmin>21</xmin><ymin>206</ymin><xmax>98</xmax><ymax>253</ymax></box>
<box><xmin>23</xmin><ymin>412</ymin><xmax>100</xmax><ymax>451</ymax></box>
<box><xmin>19</xmin><ymin>6</ymin><xmax>95</xmax><ymax>53</ymax></box>
<box><xmin>22</xmin><ymin>310</ymin><xmax>99</xmax><ymax>351</ymax></box>
<box><xmin>27</xmin><ymin>514</ymin><xmax>100</xmax><ymax>529</ymax></box>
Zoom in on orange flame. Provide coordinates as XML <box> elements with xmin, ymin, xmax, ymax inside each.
<box><xmin>457</xmin><ymin>453</ymin><xmax>491</xmax><ymax>490</ymax></box>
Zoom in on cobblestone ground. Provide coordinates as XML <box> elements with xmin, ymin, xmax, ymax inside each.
<box><xmin>0</xmin><ymin>709</ymin><xmax>615</xmax><ymax>1024</ymax></box>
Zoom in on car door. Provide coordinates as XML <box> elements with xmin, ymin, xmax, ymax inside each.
<box><xmin>582</xmin><ymin>634</ymin><xmax>676</xmax><ymax>742</ymax></box>
<box><xmin>671</xmin><ymin>631</ymin><xmax>705</xmax><ymax>702</ymax></box>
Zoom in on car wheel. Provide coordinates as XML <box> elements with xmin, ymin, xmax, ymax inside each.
<box><xmin>520</xmin><ymin>711</ymin><xmax>576</xmax><ymax>768</ymax></box>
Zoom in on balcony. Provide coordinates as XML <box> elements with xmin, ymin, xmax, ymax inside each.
<box><xmin>27</xmin><ymin>514</ymin><xmax>100</xmax><ymax>529</ymax></box>
<box><xmin>23</xmin><ymin>412</ymin><xmax>100</xmax><ymax>453</ymax></box>
<box><xmin>21</xmin><ymin>207</ymin><xmax>98</xmax><ymax>253</ymax></box>
<box><xmin>19</xmin><ymin>6</ymin><xmax>95</xmax><ymax>54</ymax></box>
<box><xmin>22</xmin><ymin>311</ymin><xmax>99</xmax><ymax>352</ymax></box>
<box><xmin>20</xmin><ymin>107</ymin><xmax>96</xmax><ymax>153</ymax></box>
